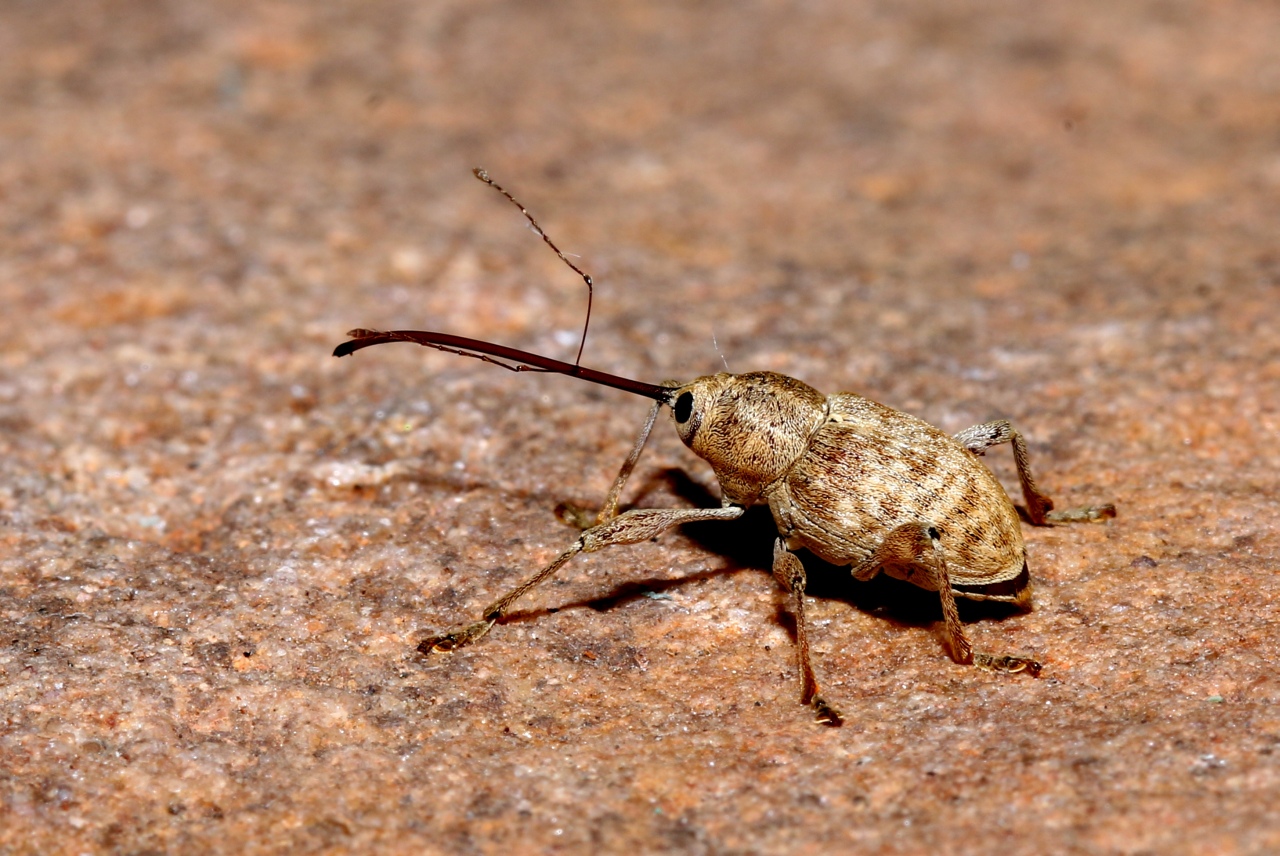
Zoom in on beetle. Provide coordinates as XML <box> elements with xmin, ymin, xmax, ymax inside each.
<box><xmin>334</xmin><ymin>170</ymin><xmax>1115</xmax><ymax>725</ymax></box>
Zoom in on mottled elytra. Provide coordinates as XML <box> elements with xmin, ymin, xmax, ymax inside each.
<box><xmin>334</xmin><ymin>169</ymin><xmax>1116</xmax><ymax>726</ymax></box>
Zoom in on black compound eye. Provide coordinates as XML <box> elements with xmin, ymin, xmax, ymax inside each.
<box><xmin>674</xmin><ymin>391</ymin><xmax>694</xmax><ymax>423</ymax></box>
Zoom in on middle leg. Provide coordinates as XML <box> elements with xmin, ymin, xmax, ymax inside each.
<box><xmin>772</xmin><ymin>539</ymin><xmax>843</xmax><ymax>726</ymax></box>
<box><xmin>851</xmin><ymin>521</ymin><xmax>1042</xmax><ymax>675</ymax></box>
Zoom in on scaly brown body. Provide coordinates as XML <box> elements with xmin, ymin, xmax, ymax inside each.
<box><xmin>679</xmin><ymin>372</ymin><xmax>1029</xmax><ymax>601</ymax></box>
<box><xmin>773</xmin><ymin>392</ymin><xmax>1026</xmax><ymax>591</ymax></box>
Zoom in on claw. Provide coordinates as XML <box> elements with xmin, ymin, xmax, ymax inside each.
<box><xmin>554</xmin><ymin>501</ymin><xmax>598</xmax><ymax>531</ymax></box>
<box><xmin>812</xmin><ymin>697</ymin><xmax>844</xmax><ymax>727</ymax></box>
<box><xmin>1046</xmin><ymin>504</ymin><xmax>1117</xmax><ymax>524</ymax></box>
<box><xmin>974</xmin><ymin>652</ymin><xmax>1042</xmax><ymax>677</ymax></box>
<box><xmin>417</xmin><ymin>619</ymin><xmax>496</xmax><ymax>655</ymax></box>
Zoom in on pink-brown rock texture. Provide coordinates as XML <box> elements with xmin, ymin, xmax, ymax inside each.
<box><xmin>2</xmin><ymin>1</ymin><xmax>1278</xmax><ymax>853</ymax></box>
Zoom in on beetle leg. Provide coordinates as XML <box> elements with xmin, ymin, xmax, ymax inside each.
<box><xmin>556</xmin><ymin>398</ymin><xmax>665</xmax><ymax>530</ymax></box>
<box><xmin>772</xmin><ymin>539</ymin><xmax>843</xmax><ymax>727</ymax></box>
<box><xmin>953</xmin><ymin>419</ymin><xmax>1115</xmax><ymax>525</ymax></box>
<box><xmin>850</xmin><ymin>522</ymin><xmax>1042</xmax><ymax>676</ymax></box>
<box><xmin>420</xmin><ymin>503</ymin><xmax>744</xmax><ymax>654</ymax></box>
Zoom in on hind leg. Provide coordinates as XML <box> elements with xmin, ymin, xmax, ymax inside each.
<box><xmin>953</xmin><ymin>420</ymin><xmax>1115</xmax><ymax>525</ymax></box>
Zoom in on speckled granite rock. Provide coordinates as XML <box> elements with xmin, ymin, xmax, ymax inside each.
<box><xmin>2</xmin><ymin>1</ymin><xmax>1278</xmax><ymax>853</ymax></box>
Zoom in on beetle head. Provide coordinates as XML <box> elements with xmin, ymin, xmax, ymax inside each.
<box><xmin>670</xmin><ymin>371</ymin><xmax>827</xmax><ymax>505</ymax></box>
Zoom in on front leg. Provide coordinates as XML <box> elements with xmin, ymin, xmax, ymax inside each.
<box><xmin>420</xmin><ymin>503</ymin><xmax>744</xmax><ymax>654</ymax></box>
<box><xmin>556</xmin><ymin>397</ymin><xmax>664</xmax><ymax>530</ymax></box>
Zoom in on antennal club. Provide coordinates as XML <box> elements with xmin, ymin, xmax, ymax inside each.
<box><xmin>472</xmin><ymin>168</ymin><xmax>594</xmax><ymax>367</ymax></box>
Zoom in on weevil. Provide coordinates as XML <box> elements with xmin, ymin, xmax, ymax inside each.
<box><xmin>334</xmin><ymin>169</ymin><xmax>1116</xmax><ymax>726</ymax></box>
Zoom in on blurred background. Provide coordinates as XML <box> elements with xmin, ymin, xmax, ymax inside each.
<box><xmin>2</xmin><ymin>1</ymin><xmax>1278</xmax><ymax>853</ymax></box>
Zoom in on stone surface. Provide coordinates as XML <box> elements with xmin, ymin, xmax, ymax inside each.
<box><xmin>2</xmin><ymin>1</ymin><xmax>1278</xmax><ymax>853</ymax></box>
